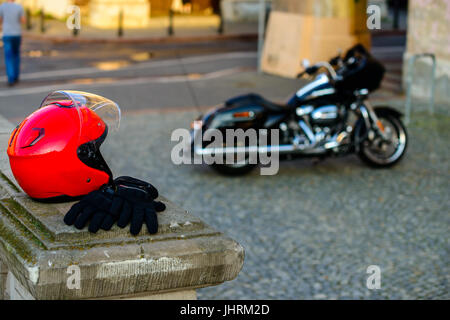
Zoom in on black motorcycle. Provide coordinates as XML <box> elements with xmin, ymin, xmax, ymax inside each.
<box><xmin>190</xmin><ymin>44</ymin><xmax>408</xmax><ymax>175</ymax></box>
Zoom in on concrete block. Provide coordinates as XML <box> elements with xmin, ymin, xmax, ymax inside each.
<box><xmin>0</xmin><ymin>115</ymin><xmax>244</xmax><ymax>300</ymax></box>
<box><xmin>0</xmin><ymin>261</ymin><xmax>8</xmax><ymax>300</ymax></box>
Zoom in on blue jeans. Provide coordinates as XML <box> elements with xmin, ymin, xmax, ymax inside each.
<box><xmin>3</xmin><ymin>36</ymin><xmax>21</xmax><ymax>84</ymax></box>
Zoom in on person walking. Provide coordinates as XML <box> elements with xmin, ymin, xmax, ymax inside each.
<box><xmin>0</xmin><ymin>0</ymin><xmax>25</xmax><ymax>86</ymax></box>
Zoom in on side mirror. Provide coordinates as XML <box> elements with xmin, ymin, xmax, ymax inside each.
<box><xmin>301</xmin><ymin>59</ymin><xmax>310</xmax><ymax>68</ymax></box>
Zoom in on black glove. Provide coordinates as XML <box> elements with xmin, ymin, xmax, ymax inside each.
<box><xmin>114</xmin><ymin>185</ymin><xmax>166</xmax><ymax>235</ymax></box>
<box><xmin>64</xmin><ymin>184</ymin><xmax>117</xmax><ymax>233</ymax></box>
<box><xmin>103</xmin><ymin>176</ymin><xmax>166</xmax><ymax>235</ymax></box>
<box><xmin>64</xmin><ymin>176</ymin><xmax>165</xmax><ymax>235</ymax></box>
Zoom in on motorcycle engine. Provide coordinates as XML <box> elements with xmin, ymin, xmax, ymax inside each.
<box><xmin>279</xmin><ymin>104</ymin><xmax>347</xmax><ymax>149</ymax></box>
<box><xmin>292</xmin><ymin>104</ymin><xmax>346</xmax><ymax>148</ymax></box>
<box><xmin>309</xmin><ymin>105</ymin><xmax>340</xmax><ymax>126</ymax></box>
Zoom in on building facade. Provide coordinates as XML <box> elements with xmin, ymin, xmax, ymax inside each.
<box><xmin>404</xmin><ymin>0</ymin><xmax>449</xmax><ymax>104</ymax></box>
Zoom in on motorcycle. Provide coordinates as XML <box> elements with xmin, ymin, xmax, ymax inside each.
<box><xmin>190</xmin><ymin>44</ymin><xmax>408</xmax><ymax>175</ymax></box>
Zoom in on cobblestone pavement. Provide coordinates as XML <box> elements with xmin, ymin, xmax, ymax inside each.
<box><xmin>100</xmin><ymin>104</ymin><xmax>449</xmax><ymax>300</ymax></box>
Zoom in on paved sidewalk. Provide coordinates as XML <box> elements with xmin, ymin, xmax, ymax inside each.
<box><xmin>101</xmin><ymin>99</ymin><xmax>448</xmax><ymax>300</ymax></box>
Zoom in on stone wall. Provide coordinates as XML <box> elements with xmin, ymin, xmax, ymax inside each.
<box><xmin>0</xmin><ymin>261</ymin><xmax>7</xmax><ymax>300</ymax></box>
<box><xmin>403</xmin><ymin>0</ymin><xmax>450</xmax><ymax>104</ymax></box>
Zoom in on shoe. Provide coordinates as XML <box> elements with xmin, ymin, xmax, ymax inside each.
<box><xmin>7</xmin><ymin>82</ymin><xmax>15</xmax><ymax>87</ymax></box>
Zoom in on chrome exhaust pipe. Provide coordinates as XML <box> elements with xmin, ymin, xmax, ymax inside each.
<box><xmin>193</xmin><ymin>144</ymin><xmax>327</xmax><ymax>156</ymax></box>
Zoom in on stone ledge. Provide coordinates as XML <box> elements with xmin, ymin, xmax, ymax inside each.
<box><xmin>0</xmin><ymin>116</ymin><xmax>244</xmax><ymax>299</ymax></box>
<box><xmin>0</xmin><ymin>261</ymin><xmax>7</xmax><ymax>300</ymax></box>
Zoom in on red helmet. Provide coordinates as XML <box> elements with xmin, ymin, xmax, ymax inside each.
<box><xmin>7</xmin><ymin>91</ymin><xmax>121</xmax><ymax>200</ymax></box>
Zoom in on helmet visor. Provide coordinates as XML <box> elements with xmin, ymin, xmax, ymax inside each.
<box><xmin>39</xmin><ymin>90</ymin><xmax>121</xmax><ymax>131</ymax></box>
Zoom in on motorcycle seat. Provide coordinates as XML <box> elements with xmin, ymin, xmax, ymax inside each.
<box><xmin>225</xmin><ymin>93</ymin><xmax>287</xmax><ymax>112</ymax></box>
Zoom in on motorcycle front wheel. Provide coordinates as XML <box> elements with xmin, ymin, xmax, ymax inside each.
<box><xmin>358</xmin><ymin>114</ymin><xmax>408</xmax><ymax>168</ymax></box>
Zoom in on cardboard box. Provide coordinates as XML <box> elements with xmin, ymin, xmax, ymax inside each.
<box><xmin>261</xmin><ymin>11</ymin><xmax>371</xmax><ymax>78</ymax></box>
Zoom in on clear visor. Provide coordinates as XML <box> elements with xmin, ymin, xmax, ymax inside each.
<box><xmin>39</xmin><ymin>90</ymin><xmax>121</xmax><ymax>132</ymax></box>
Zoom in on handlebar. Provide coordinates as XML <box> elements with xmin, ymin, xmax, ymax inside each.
<box><xmin>314</xmin><ymin>62</ymin><xmax>339</xmax><ymax>80</ymax></box>
<box><xmin>297</xmin><ymin>61</ymin><xmax>340</xmax><ymax>81</ymax></box>
<box><xmin>296</xmin><ymin>45</ymin><xmax>373</xmax><ymax>86</ymax></box>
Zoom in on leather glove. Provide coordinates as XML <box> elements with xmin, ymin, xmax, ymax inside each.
<box><xmin>102</xmin><ymin>176</ymin><xmax>166</xmax><ymax>235</ymax></box>
<box><xmin>114</xmin><ymin>185</ymin><xmax>166</xmax><ymax>235</ymax></box>
<box><xmin>63</xmin><ymin>184</ymin><xmax>117</xmax><ymax>233</ymax></box>
<box><xmin>64</xmin><ymin>176</ymin><xmax>165</xmax><ymax>235</ymax></box>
